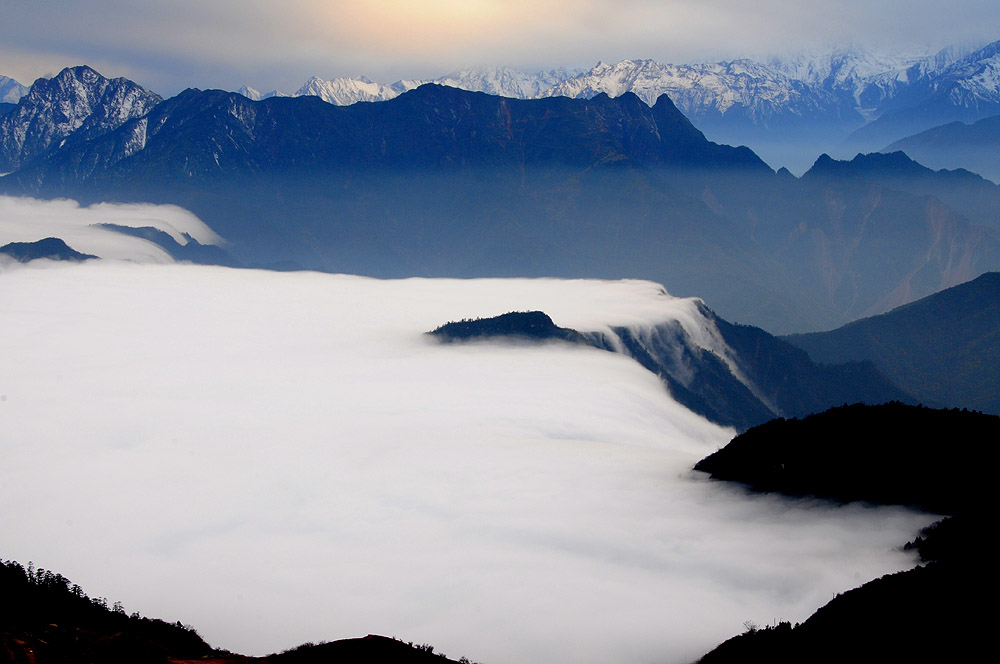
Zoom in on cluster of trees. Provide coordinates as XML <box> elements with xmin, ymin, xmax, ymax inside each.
<box><xmin>0</xmin><ymin>557</ymin><xmax>214</xmax><ymax>664</ymax></box>
<box><xmin>429</xmin><ymin>310</ymin><xmax>584</xmax><ymax>342</ymax></box>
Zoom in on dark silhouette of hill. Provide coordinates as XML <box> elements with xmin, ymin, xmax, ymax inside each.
<box><xmin>0</xmin><ymin>237</ymin><xmax>97</xmax><ymax>262</ymax></box>
<box><xmin>693</xmin><ymin>402</ymin><xmax>996</xmax><ymax>663</ymax></box>
<box><xmin>694</xmin><ymin>402</ymin><xmax>997</xmax><ymax>513</ymax></box>
<box><xmin>265</xmin><ymin>636</ymin><xmax>473</xmax><ymax>664</ymax></box>
<box><xmin>802</xmin><ymin>151</ymin><xmax>1000</xmax><ymax>231</ymax></box>
<box><xmin>784</xmin><ymin>272</ymin><xmax>1000</xmax><ymax>414</ymax></box>
<box><xmin>0</xmin><ymin>558</ymin><xmax>214</xmax><ymax>664</ymax></box>
<box><xmin>0</xmin><ymin>558</ymin><xmax>474</xmax><ymax>664</ymax></box>
<box><xmin>885</xmin><ymin>113</ymin><xmax>1000</xmax><ymax>184</ymax></box>
<box><xmin>429</xmin><ymin>311</ymin><xmax>585</xmax><ymax>343</ymax></box>
<box><xmin>696</xmin><ymin>559</ymin><xmax>986</xmax><ymax>664</ymax></box>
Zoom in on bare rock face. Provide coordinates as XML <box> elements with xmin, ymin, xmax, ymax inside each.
<box><xmin>0</xmin><ymin>65</ymin><xmax>162</xmax><ymax>172</ymax></box>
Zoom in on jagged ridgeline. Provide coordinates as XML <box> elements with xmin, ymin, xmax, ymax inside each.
<box><xmin>5</xmin><ymin>66</ymin><xmax>1000</xmax><ymax>334</ymax></box>
<box><xmin>428</xmin><ymin>309</ymin><xmax>909</xmax><ymax>431</ymax></box>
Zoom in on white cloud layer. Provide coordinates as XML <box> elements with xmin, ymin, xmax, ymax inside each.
<box><xmin>0</xmin><ymin>260</ymin><xmax>934</xmax><ymax>663</ymax></box>
<box><xmin>2</xmin><ymin>1</ymin><xmax>997</xmax><ymax>95</ymax></box>
<box><xmin>0</xmin><ymin>196</ymin><xmax>222</xmax><ymax>262</ymax></box>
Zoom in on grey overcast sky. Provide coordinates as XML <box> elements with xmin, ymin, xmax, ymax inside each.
<box><xmin>3</xmin><ymin>0</ymin><xmax>998</xmax><ymax>96</ymax></box>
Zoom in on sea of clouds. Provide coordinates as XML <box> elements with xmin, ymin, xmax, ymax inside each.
<box><xmin>0</xmin><ymin>198</ymin><xmax>935</xmax><ymax>664</ymax></box>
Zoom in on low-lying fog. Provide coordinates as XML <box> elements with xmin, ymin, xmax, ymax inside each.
<box><xmin>0</xmin><ymin>256</ymin><xmax>936</xmax><ymax>663</ymax></box>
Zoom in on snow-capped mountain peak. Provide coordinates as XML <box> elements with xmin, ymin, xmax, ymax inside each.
<box><xmin>293</xmin><ymin>75</ymin><xmax>400</xmax><ymax>105</ymax></box>
<box><xmin>0</xmin><ymin>75</ymin><xmax>28</xmax><ymax>103</ymax></box>
<box><xmin>0</xmin><ymin>65</ymin><xmax>162</xmax><ymax>172</ymax></box>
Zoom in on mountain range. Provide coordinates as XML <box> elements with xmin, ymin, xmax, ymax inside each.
<box><xmin>2</xmin><ymin>65</ymin><xmax>999</xmax><ymax>334</ymax></box>
<box><xmin>8</xmin><ymin>42</ymin><xmax>997</xmax><ymax>168</ymax></box>
<box><xmin>885</xmin><ymin>113</ymin><xmax>1000</xmax><ymax>183</ymax></box>
<box><xmin>222</xmin><ymin>41</ymin><xmax>1000</xmax><ymax>171</ymax></box>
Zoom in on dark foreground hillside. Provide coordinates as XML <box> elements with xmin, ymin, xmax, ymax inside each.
<box><xmin>0</xmin><ymin>559</ymin><xmax>473</xmax><ymax>664</ymax></box>
<box><xmin>694</xmin><ymin>402</ymin><xmax>996</xmax><ymax>663</ymax></box>
<box><xmin>694</xmin><ymin>401</ymin><xmax>998</xmax><ymax>513</ymax></box>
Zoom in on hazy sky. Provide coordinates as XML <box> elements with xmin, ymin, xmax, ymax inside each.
<box><xmin>3</xmin><ymin>1</ymin><xmax>998</xmax><ymax>95</ymax></box>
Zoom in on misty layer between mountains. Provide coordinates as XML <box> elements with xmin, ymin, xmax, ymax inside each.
<box><xmin>0</xmin><ymin>207</ymin><xmax>933</xmax><ymax>663</ymax></box>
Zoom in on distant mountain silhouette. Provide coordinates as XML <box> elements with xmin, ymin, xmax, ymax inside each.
<box><xmin>884</xmin><ymin>113</ymin><xmax>1000</xmax><ymax>184</ymax></box>
<box><xmin>784</xmin><ymin>272</ymin><xmax>1000</xmax><ymax>414</ymax></box>
<box><xmin>802</xmin><ymin>151</ymin><xmax>1000</xmax><ymax>231</ymax></box>
<box><xmin>0</xmin><ymin>237</ymin><xmax>97</xmax><ymax>262</ymax></box>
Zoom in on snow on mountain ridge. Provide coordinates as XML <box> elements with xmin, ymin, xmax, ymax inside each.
<box><xmin>294</xmin><ymin>75</ymin><xmax>400</xmax><ymax>105</ymax></box>
<box><xmin>0</xmin><ymin>75</ymin><xmax>28</xmax><ymax>103</ymax></box>
<box><xmin>237</xmin><ymin>86</ymin><xmax>284</xmax><ymax>101</ymax></box>
<box><xmin>244</xmin><ymin>65</ymin><xmax>581</xmax><ymax>107</ymax></box>
<box><xmin>231</xmin><ymin>41</ymin><xmax>1000</xmax><ymax>131</ymax></box>
<box><xmin>542</xmin><ymin>58</ymin><xmax>845</xmax><ymax>127</ymax></box>
<box><xmin>0</xmin><ymin>66</ymin><xmax>162</xmax><ymax>173</ymax></box>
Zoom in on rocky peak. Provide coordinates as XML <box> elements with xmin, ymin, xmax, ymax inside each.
<box><xmin>0</xmin><ymin>65</ymin><xmax>162</xmax><ymax>172</ymax></box>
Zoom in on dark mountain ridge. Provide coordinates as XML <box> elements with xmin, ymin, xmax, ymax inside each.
<box><xmin>802</xmin><ymin>151</ymin><xmax>1000</xmax><ymax>231</ymax></box>
<box><xmin>3</xmin><ymin>66</ymin><xmax>1000</xmax><ymax>334</ymax></box>
<box><xmin>885</xmin><ymin>113</ymin><xmax>1000</xmax><ymax>183</ymax></box>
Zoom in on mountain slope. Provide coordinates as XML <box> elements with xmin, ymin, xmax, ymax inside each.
<box><xmin>693</xmin><ymin>402</ymin><xmax>995</xmax><ymax>663</ymax></box>
<box><xmin>0</xmin><ymin>75</ymin><xmax>28</xmax><ymax>103</ymax></box>
<box><xmin>783</xmin><ymin>272</ymin><xmax>1000</xmax><ymax>413</ymax></box>
<box><xmin>845</xmin><ymin>40</ymin><xmax>1000</xmax><ymax>150</ymax></box>
<box><xmin>428</xmin><ymin>305</ymin><xmax>910</xmax><ymax>432</ymax></box>
<box><xmin>544</xmin><ymin>58</ymin><xmax>861</xmax><ymax>139</ymax></box>
<box><xmin>801</xmin><ymin>150</ymin><xmax>1000</xmax><ymax>231</ymax></box>
<box><xmin>0</xmin><ymin>66</ymin><xmax>161</xmax><ymax>173</ymax></box>
<box><xmin>884</xmin><ymin>113</ymin><xmax>1000</xmax><ymax>183</ymax></box>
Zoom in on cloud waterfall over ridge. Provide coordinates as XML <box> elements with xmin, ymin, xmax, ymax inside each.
<box><xmin>0</xmin><ymin>260</ymin><xmax>934</xmax><ymax>664</ymax></box>
<box><xmin>0</xmin><ymin>195</ymin><xmax>222</xmax><ymax>263</ymax></box>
